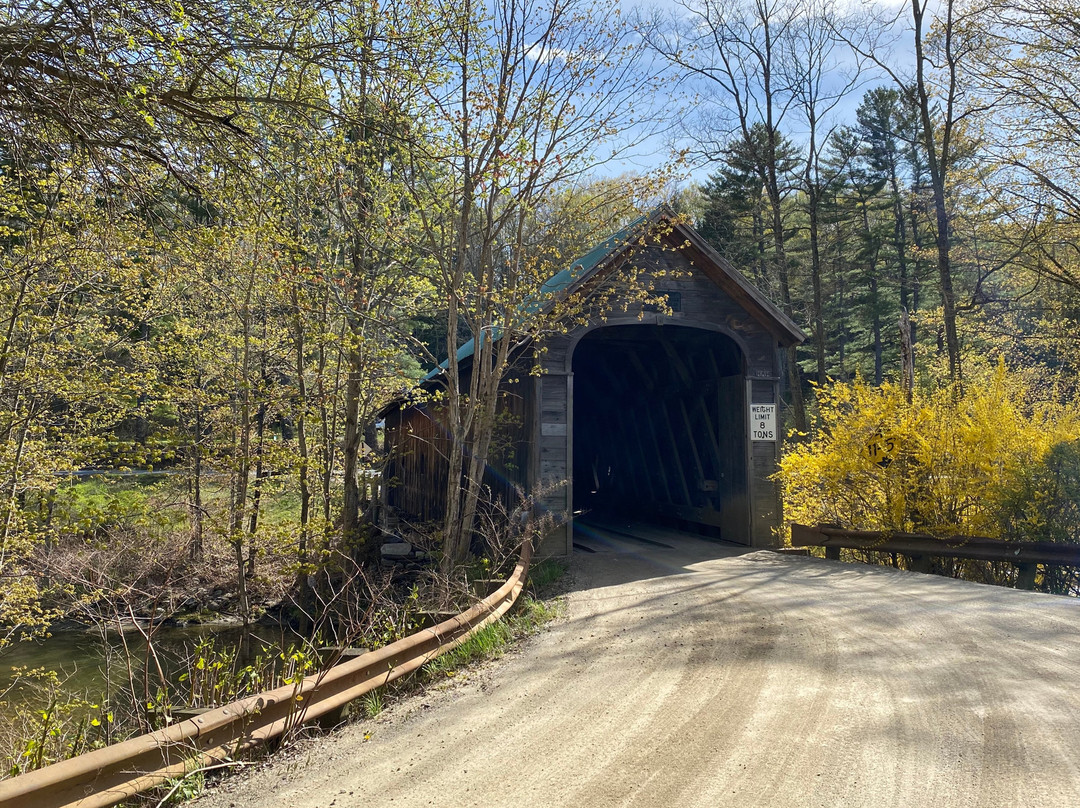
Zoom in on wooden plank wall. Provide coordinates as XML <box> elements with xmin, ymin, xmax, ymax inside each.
<box><xmin>384</xmin><ymin>371</ymin><xmax>534</xmax><ymax>528</ymax></box>
<box><xmin>535</xmin><ymin>240</ymin><xmax>784</xmax><ymax>551</ymax></box>
<box><xmin>537</xmin><ymin>356</ymin><xmax>572</xmax><ymax>555</ymax></box>
<box><xmin>637</xmin><ymin>246</ymin><xmax>778</xmax><ymax>372</ymax></box>
<box><xmin>747</xmin><ymin>376</ymin><xmax>781</xmax><ymax>546</ymax></box>
<box><xmin>718</xmin><ymin>375</ymin><xmax>750</xmax><ymax>540</ymax></box>
<box><xmin>384</xmin><ymin>236</ymin><xmax>791</xmax><ymax>553</ymax></box>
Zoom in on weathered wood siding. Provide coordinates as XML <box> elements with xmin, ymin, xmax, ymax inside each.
<box><xmin>536</xmin><ymin>369</ymin><xmax>572</xmax><ymax>552</ymax></box>
<box><xmin>384</xmin><ymin>216</ymin><xmax>799</xmax><ymax>557</ymax></box>
<box><xmin>748</xmin><ymin>377</ymin><xmax>781</xmax><ymax>546</ymax></box>
<box><xmin>536</xmin><ymin>237</ymin><xmax>785</xmax><ymax>555</ymax></box>
<box><xmin>384</xmin><ymin>371</ymin><xmax>534</xmax><ymax>526</ymax></box>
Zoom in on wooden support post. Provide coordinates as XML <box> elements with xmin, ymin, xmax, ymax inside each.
<box><xmin>657</xmin><ymin>332</ymin><xmax>695</xmax><ymax>389</ymax></box>
<box><xmin>470</xmin><ymin>578</ymin><xmax>503</xmax><ymax>597</ymax></box>
<box><xmin>658</xmin><ymin>400</ymin><xmax>693</xmax><ymax>505</ymax></box>
<box><xmin>643</xmin><ymin>409</ymin><xmax>675</xmax><ymax>504</ymax></box>
<box><xmin>825</xmin><ymin>545</ymin><xmax>841</xmax><ymax>561</ymax></box>
<box><xmin>908</xmin><ymin>554</ymin><xmax>931</xmax><ymax>574</ymax></box>
<box><xmin>1015</xmin><ymin>562</ymin><xmax>1038</xmax><ymax>591</ymax></box>
<box><xmin>613</xmin><ymin>410</ymin><xmax>635</xmax><ymax>499</ymax></box>
<box><xmin>679</xmin><ymin>398</ymin><xmax>707</xmax><ymax>489</ymax></box>
<box><xmin>617</xmin><ymin>409</ymin><xmax>657</xmax><ymax>501</ymax></box>
<box><xmin>317</xmin><ymin>703</ymin><xmax>348</xmax><ymax>730</ymax></box>
<box><xmin>614</xmin><ymin>416</ymin><xmax>645</xmax><ymax>501</ymax></box>
<box><xmin>695</xmin><ymin>394</ymin><xmax>721</xmax><ymax>475</ymax></box>
<box><xmin>624</xmin><ymin>349</ymin><xmax>657</xmax><ymax>394</ymax></box>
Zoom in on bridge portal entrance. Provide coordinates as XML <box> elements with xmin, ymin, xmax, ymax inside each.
<box><xmin>571</xmin><ymin>324</ymin><xmax>750</xmax><ymax>543</ymax></box>
<box><xmin>385</xmin><ymin>209</ymin><xmax>802</xmax><ymax>557</ymax></box>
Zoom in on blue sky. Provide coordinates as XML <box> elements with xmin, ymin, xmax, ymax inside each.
<box><xmin>592</xmin><ymin>0</ymin><xmax>920</xmax><ymax>188</ymax></box>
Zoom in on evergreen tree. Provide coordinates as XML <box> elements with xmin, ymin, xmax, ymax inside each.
<box><xmin>698</xmin><ymin>124</ymin><xmax>800</xmax><ymax>301</ymax></box>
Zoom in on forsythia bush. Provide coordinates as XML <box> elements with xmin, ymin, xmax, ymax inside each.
<box><xmin>778</xmin><ymin>364</ymin><xmax>1080</xmax><ymax>540</ymax></box>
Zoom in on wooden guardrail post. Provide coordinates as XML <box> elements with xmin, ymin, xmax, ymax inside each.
<box><xmin>908</xmin><ymin>555</ymin><xmax>930</xmax><ymax>574</ymax></box>
<box><xmin>1015</xmin><ymin>563</ymin><xmax>1038</xmax><ymax>591</ymax></box>
<box><xmin>789</xmin><ymin>523</ymin><xmax>1080</xmax><ymax>591</ymax></box>
<box><xmin>792</xmin><ymin>524</ymin><xmax>842</xmax><ymax>559</ymax></box>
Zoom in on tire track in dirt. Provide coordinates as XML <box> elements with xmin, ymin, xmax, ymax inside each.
<box><xmin>197</xmin><ymin>537</ymin><xmax>1080</xmax><ymax>808</ymax></box>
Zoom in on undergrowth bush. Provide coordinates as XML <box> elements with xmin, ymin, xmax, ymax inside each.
<box><xmin>0</xmin><ymin>543</ymin><xmax>567</xmax><ymax>784</ymax></box>
<box><xmin>0</xmin><ymin>668</ymin><xmax>117</xmax><ymax>777</ymax></box>
<box><xmin>0</xmin><ymin>636</ymin><xmax>319</xmax><ymax>780</ymax></box>
<box><xmin>779</xmin><ymin>365</ymin><xmax>1080</xmax><ymax>540</ymax></box>
<box><xmin>174</xmin><ymin>636</ymin><xmax>317</xmax><ymax>710</ymax></box>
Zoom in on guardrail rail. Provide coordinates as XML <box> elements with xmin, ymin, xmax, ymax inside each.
<box><xmin>0</xmin><ymin>539</ymin><xmax>532</xmax><ymax>808</ymax></box>
<box><xmin>791</xmin><ymin>523</ymin><xmax>1080</xmax><ymax>588</ymax></box>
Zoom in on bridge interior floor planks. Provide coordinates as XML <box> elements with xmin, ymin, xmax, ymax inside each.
<box><xmin>575</xmin><ymin>514</ymin><xmax>746</xmax><ymax>548</ymax></box>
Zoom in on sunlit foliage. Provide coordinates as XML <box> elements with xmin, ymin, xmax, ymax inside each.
<box><xmin>778</xmin><ymin>365</ymin><xmax>1080</xmax><ymax>539</ymax></box>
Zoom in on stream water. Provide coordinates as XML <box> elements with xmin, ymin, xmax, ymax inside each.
<box><xmin>0</xmin><ymin>622</ymin><xmax>301</xmax><ymax>736</ymax></box>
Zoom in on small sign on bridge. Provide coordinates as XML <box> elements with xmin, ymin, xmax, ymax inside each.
<box><xmin>750</xmin><ymin>403</ymin><xmax>777</xmax><ymax>441</ymax></box>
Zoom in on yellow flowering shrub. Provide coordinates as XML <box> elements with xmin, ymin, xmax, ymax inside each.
<box><xmin>778</xmin><ymin>365</ymin><xmax>1080</xmax><ymax>540</ymax></box>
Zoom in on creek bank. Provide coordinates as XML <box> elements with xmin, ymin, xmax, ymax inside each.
<box><xmin>45</xmin><ymin>587</ymin><xmax>291</xmax><ymax>636</ymax></box>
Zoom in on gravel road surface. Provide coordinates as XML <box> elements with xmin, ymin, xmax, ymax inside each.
<box><xmin>197</xmin><ymin>524</ymin><xmax>1080</xmax><ymax>807</ymax></box>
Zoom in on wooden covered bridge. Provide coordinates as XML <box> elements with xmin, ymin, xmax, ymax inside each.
<box><xmin>381</xmin><ymin>207</ymin><xmax>806</xmax><ymax>554</ymax></box>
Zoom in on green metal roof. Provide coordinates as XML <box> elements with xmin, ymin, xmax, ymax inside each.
<box><xmin>532</xmin><ymin>208</ymin><xmax>653</xmax><ymax>302</ymax></box>
<box><xmin>423</xmin><ymin>208</ymin><xmax>658</xmax><ymax>381</ymax></box>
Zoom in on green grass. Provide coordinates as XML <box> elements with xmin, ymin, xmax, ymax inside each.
<box><xmin>512</xmin><ymin>592</ymin><xmax>564</xmax><ymax>627</ymax></box>
<box><xmin>422</xmin><ymin>561</ymin><xmax>568</xmax><ymax>680</ymax></box>
<box><xmin>527</xmin><ymin>559</ymin><xmax>568</xmax><ymax>595</ymax></box>
<box><xmin>425</xmin><ymin>620</ymin><xmax>517</xmax><ymax>678</ymax></box>
<box><xmin>361</xmin><ymin>690</ymin><xmax>384</xmax><ymax>718</ymax></box>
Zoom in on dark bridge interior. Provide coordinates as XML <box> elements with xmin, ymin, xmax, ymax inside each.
<box><xmin>572</xmin><ymin>324</ymin><xmax>749</xmax><ymax>542</ymax></box>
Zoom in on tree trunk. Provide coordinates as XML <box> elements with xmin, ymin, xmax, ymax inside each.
<box><xmin>440</xmin><ymin>163</ymin><xmax>474</xmax><ymax>572</ymax></box>
<box><xmin>932</xmin><ymin>188</ymin><xmax>962</xmax><ymax>387</ymax></box>
<box><xmin>900</xmin><ymin>307</ymin><xmax>915</xmax><ymax>403</ymax></box>
<box><xmin>859</xmin><ymin>197</ymin><xmax>884</xmax><ymax>384</ymax></box>
<box><xmin>189</xmin><ymin>392</ymin><xmax>204</xmax><ymax>562</ymax></box>
<box><xmin>341</xmin><ymin>348</ymin><xmax>372</xmax><ymax>561</ymax></box>
<box><xmin>807</xmin><ymin>186</ymin><xmax>827</xmax><ymax>384</ymax></box>
<box><xmin>888</xmin><ymin>168</ymin><xmax>911</xmax><ymax>315</ymax></box>
<box><xmin>246</xmin><ymin>400</ymin><xmax>267</xmax><ymax>578</ymax></box>
<box><xmin>907</xmin><ymin>201</ymin><xmax>923</xmax><ymax>346</ymax></box>
<box><xmin>454</xmin><ymin>368</ymin><xmax>500</xmax><ymax>569</ymax></box>
<box><xmin>912</xmin><ymin>0</ymin><xmax>962</xmax><ymax>387</ymax></box>
<box><xmin>291</xmin><ymin>286</ymin><xmax>315</xmax><ymax>629</ymax></box>
<box><xmin>231</xmin><ymin>297</ymin><xmax>253</xmax><ymax>638</ymax></box>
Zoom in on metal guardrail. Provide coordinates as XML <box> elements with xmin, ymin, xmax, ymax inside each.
<box><xmin>790</xmin><ymin>523</ymin><xmax>1080</xmax><ymax>588</ymax></box>
<box><xmin>0</xmin><ymin>539</ymin><xmax>532</xmax><ymax>808</ymax></box>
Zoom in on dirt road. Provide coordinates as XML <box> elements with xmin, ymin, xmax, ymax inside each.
<box><xmin>198</xmin><ymin>525</ymin><xmax>1080</xmax><ymax>807</ymax></box>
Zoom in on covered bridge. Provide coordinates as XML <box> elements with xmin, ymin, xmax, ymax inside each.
<box><xmin>382</xmin><ymin>207</ymin><xmax>805</xmax><ymax>555</ymax></box>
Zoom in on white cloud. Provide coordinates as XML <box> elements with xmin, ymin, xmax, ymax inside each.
<box><xmin>525</xmin><ymin>43</ymin><xmax>573</xmax><ymax>64</ymax></box>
